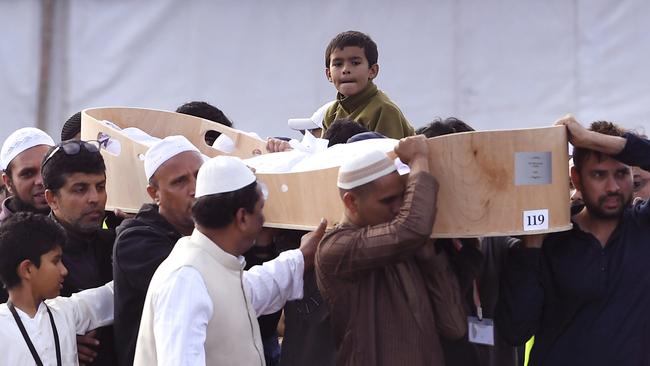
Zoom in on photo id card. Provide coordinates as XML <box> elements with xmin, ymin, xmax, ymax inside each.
<box><xmin>468</xmin><ymin>316</ymin><xmax>495</xmax><ymax>346</ymax></box>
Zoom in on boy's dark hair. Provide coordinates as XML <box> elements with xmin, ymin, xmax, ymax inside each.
<box><xmin>0</xmin><ymin>212</ymin><xmax>66</xmax><ymax>289</ymax></box>
<box><xmin>61</xmin><ymin>111</ymin><xmax>82</xmax><ymax>141</ymax></box>
<box><xmin>416</xmin><ymin>117</ymin><xmax>475</xmax><ymax>138</ymax></box>
<box><xmin>192</xmin><ymin>181</ymin><xmax>259</xmax><ymax>229</ymax></box>
<box><xmin>325</xmin><ymin>31</ymin><xmax>378</xmax><ymax>68</ymax></box>
<box><xmin>573</xmin><ymin>121</ymin><xmax>626</xmax><ymax>173</ymax></box>
<box><xmin>41</xmin><ymin>142</ymin><xmax>106</xmax><ymax>192</ymax></box>
<box><xmin>323</xmin><ymin>118</ymin><xmax>370</xmax><ymax>147</ymax></box>
<box><xmin>176</xmin><ymin>101</ymin><xmax>233</xmax><ymax>146</ymax></box>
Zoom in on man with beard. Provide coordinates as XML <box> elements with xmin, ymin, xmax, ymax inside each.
<box><xmin>0</xmin><ymin>127</ymin><xmax>55</xmax><ymax>222</ymax></box>
<box><xmin>134</xmin><ymin>155</ymin><xmax>323</xmax><ymax>365</ymax></box>
<box><xmin>114</xmin><ymin>136</ymin><xmax>325</xmax><ymax>366</ymax></box>
<box><xmin>498</xmin><ymin>116</ymin><xmax>650</xmax><ymax>366</ymax></box>
<box><xmin>42</xmin><ymin>139</ymin><xmax>117</xmax><ymax>365</ymax></box>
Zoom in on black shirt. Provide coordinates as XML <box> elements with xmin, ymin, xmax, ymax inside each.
<box><xmin>54</xmin><ymin>213</ymin><xmax>117</xmax><ymax>366</ymax></box>
<box><xmin>113</xmin><ymin>203</ymin><xmax>181</xmax><ymax>366</ymax></box>
<box><xmin>497</xmin><ymin>133</ymin><xmax>650</xmax><ymax>366</ymax></box>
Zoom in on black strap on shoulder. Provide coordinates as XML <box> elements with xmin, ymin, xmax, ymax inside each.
<box><xmin>8</xmin><ymin>301</ymin><xmax>62</xmax><ymax>366</ymax></box>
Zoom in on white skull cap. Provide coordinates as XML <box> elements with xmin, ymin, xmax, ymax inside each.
<box><xmin>288</xmin><ymin>100</ymin><xmax>335</xmax><ymax>131</ymax></box>
<box><xmin>0</xmin><ymin>127</ymin><xmax>55</xmax><ymax>170</ymax></box>
<box><xmin>337</xmin><ymin>149</ymin><xmax>396</xmax><ymax>189</ymax></box>
<box><xmin>195</xmin><ymin>155</ymin><xmax>256</xmax><ymax>197</ymax></box>
<box><xmin>144</xmin><ymin>135</ymin><xmax>201</xmax><ymax>181</ymax></box>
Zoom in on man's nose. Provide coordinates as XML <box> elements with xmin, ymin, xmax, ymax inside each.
<box><xmin>605</xmin><ymin>176</ymin><xmax>620</xmax><ymax>192</ymax></box>
<box><xmin>189</xmin><ymin>176</ymin><xmax>196</xmax><ymax>197</ymax></box>
<box><xmin>88</xmin><ymin>188</ymin><xmax>99</xmax><ymax>203</ymax></box>
<box><xmin>33</xmin><ymin>173</ymin><xmax>44</xmax><ymax>186</ymax></box>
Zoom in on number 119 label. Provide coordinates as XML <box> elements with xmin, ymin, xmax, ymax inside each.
<box><xmin>523</xmin><ymin>209</ymin><xmax>549</xmax><ymax>231</ymax></box>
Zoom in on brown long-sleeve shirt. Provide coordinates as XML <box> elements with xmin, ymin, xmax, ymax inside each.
<box><xmin>315</xmin><ymin>172</ymin><xmax>465</xmax><ymax>366</ymax></box>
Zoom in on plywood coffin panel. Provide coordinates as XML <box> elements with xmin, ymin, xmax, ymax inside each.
<box><xmin>260</xmin><ymin>126</ymin><xmax>571</xmax><ymax>237</ymax></box>
<box><xmin>80</xmin><ymin>107</ymin><xmax>267</xmax><ymax>213</ymax></box>
<box><xmin>81</xmin><ymin>106</ymin><xmax>570</xmax><ymax>237</ymax></box>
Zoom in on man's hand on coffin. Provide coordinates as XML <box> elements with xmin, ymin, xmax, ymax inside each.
<box><xmin>554</xmin><ymin>114</ymin><xmax>626</xmax><ymax>155</ymax></box>
<box><xmin>266</xmin><ymin>137</ymin><xmax>292</xmax><ymax>153</ymax></box>
<box><xmin>77</xmin><ymin>329</ymin><xmax>99</xmax><ymax>365</ymax></box>
<box><xmin>516</xmin><ymin>234</ymin><xmax>545</xmax><ymax>249</ymax></box>
<box><xmin>255</xmin><ymin>228</ymin><xmax>278</xmax><ymax>247</ymax></box>
<box><xmin>299</xmin><ymin>218</ymin><xmax>328</xmax><ymax>271</ymax></box>
<box><xmin>394</xmin><ymin>135</ymin><xmax>430</xmax><ymax>174</ymax></box>
<box><xmin>114</xmin><ymin>208</ymin><xmax>135</xmax><ymax>220</ymax></box>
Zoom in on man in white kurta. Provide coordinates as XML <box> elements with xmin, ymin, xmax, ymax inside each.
<box><xmin>134</xmin><ymin>156</ymin><xmax>326</xmax><ymax>365</ymax></box>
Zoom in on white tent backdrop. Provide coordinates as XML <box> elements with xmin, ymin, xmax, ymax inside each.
<box><xmin>1</xmin><ymin>0</ymin><xmax>649</xmax><ymax>145</ymax></box>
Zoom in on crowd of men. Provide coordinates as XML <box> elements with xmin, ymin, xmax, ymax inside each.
<box><xmin>0</xmin><ymin>30</ymin><xmax>648</xmax><ymax>366</ymax></box>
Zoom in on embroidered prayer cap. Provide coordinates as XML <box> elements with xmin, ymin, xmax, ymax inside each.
<box><xmin>288</xmin><ymin>100</ymin><xmax>336</xmax><ymax>131</ymax></box>
<box><xmin>1</xmin><ymin>127</ymin><xmax>55</xmax><ymax>170</ymax></box>
<box><xmin>144</xmin><ymin>135</ymin><xmax>200</xmax><ymax>181</ymax></box>
<box><xmin>195</xmin><ymin>156</ymin><xmax>256</xmax><ymax>198</ymax></box>
<box><xmin>337</xmin><ymin>149</ymin><xmax>396</xmax><ymax>189</ymax></box>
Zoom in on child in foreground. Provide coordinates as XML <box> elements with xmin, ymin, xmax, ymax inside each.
<box><xmin>0</xmin><ymin>212</ymin><xmax>113</xmax><ymax>365</ymax></box>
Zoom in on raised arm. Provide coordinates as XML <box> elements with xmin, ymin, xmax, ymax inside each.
<box><xmin>555</xmin><ymin>114</ymin><xmax>627</xmax><ymax>155</ymax></box>
<box><xmin>317</xmin><ymin>135</ymin><xmax>438</xmax><ymax>278</ymax></box>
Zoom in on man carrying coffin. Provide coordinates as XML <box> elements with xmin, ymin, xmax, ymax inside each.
<box><xmin>498</xmin><ymin>116</ymin><xmax>650</xmax><ymax>365</ymax></box>
<box><xmin>114</xmin><ymin>136</ymin><xmax>325</xmax><ymax>365</ymax></box>
<box><xmin>316</xmin><ymin>136</ymin><xmax>465</xmax><ymax>365</ymax></box>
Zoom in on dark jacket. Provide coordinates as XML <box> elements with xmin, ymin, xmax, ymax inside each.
<box><xmin>497</xmin><ymin>133</ymin><xmax>650</xmax><ymax>366</ymax></box>
<box><xmin>54</xmin><ymin>213</ymin><xmax>117</xmax><ymax>366</ymax></box>
<box><xmin>113</xmin><ymin>203</ymin><xmax>182</xmax><ymax>366</ymax></box>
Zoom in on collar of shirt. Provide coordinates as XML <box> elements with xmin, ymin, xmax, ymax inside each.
<box><xmin>191</xmin><ymin>229</ymin><xmax>247</xmax><ymax>270</ymax></box>
<box><xmin>337</xmin><ymin>81</ymin><xmax>378</xmax><ymax>113</ymax></box>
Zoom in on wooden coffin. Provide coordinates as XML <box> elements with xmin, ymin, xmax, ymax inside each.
<box><xmin>80</xmin><ymin>107</ymin><xmax>267</xmax><ymax>213</ymax></box>
<box><xmin>258</xmin><ymin>126</ymin><xmax>571</xmax><ymax>237</ymax></box>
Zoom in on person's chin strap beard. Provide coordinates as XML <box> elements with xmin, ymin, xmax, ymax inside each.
<box><xmin>7</xmin><ymin>194</ymin><xmax>51</xmax><ymax>215</ymax></box>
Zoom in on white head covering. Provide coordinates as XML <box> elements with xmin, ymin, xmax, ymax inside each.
<box><xmin>144</xmin><ymin>135</ymin><xmax>200</xmax><ymax>180</ymax></box>
<box><xmin>288</xmin><ymin>100</ymin><xmax>336</xmax><ymax>131</ymax></box>
<box><xmin>196</xmin><ymin>156</ymin><xmax>256</xmax><ymax>198</ymax></box>
<box><xmin>0</xmin><ymin>127</ymin><xmax>55</xmax><ymax>170</ymax></box>
<box><xmin>337</xmin><ymin>150</ymin><xmax>397</xmax><ymax>189</ymax></box>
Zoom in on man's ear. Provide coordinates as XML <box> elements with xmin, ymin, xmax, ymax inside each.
<box><xmin>17</xmin><ymin>259</ymin><xmax>34</xmax><ymax>282</ymax></box>
<box><xmin>44</xmin><ymin>189</ymin><xmax>58</xmax><ymax>210</ymax></box>
<box><xmin>342</xmin><ymin>191</ymin><xmax>359</xmax><ymax>215</ymax></box>
<box><xmin>325</xmin><ymin>68</ymin><xmax>333</xmax><ymax>82</ymax></box>
<box><xmin>2</xmin><ymin>173</ymin><xmax>13</xmax><ymax>195</ymax></box>
<box><xmin>146</xmin><ymin>184</ymin><xmax>160</xmax><ymax>203</ymax></box>
<box><xmin>368</xmin><ymin>64</ymin><xmax>379</xmax><ymax>80</ymax></box>
<box><xmin>235</xmin><ymin>207</ymin><xmax>248</xmax><ymax>231</ymax></box>
<box><xmin>570</xmin><ymin>166</ymin><xmax>582</xmax><ymax>193</ymax></box>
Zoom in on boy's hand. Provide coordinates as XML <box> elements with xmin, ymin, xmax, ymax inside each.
<box><xmin>394</xmin><ymin>135</ymin><xmax>430</xmax><ymax>173</ymax></box>
<box><xmin>266</xmin><ymin>138</ymin><xmax>292</xmax><ymax>153</ymax></box>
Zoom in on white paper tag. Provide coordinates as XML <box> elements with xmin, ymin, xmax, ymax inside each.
<box><xmin>514</xmin><ymin>151</ymin><xmax>552</xmax><ymax>186</ymax></box>
<box><xmin>468</xmin><ymin>316</ymin><xmax>495</xmax><ymax>346</ymax></box>
<box><xmin>523</xmin><ymin>209</ymin><xmax>549</xmax><ymax>231</ymax></box>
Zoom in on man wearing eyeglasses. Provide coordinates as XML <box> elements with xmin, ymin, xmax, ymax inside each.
<box><xmin>41</xmin><ymin>139</ymin><xmax>117</xmax><ymax>365</ymax></box>
<box><xmin>0</xmin><ymin>127</ymin><xmax>55</xmax><ymax>224</ymax></box>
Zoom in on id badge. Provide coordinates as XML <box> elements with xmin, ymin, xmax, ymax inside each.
<box><xmin>468</xmin><ymin>316</ymin><xmax>495</xmax><ymax>346</ymax></box>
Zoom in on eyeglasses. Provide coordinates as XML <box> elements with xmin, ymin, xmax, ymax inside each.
<box><xmin>42</xmin><ymin>139</ymin><xmax>107</xmax><ymax>168</ymax></box>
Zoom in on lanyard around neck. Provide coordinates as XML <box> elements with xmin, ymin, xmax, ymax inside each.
<box><xmin>8</xmin><ymin>301</ymin><xmax>62</xmax><ymax>366</ymax></box>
